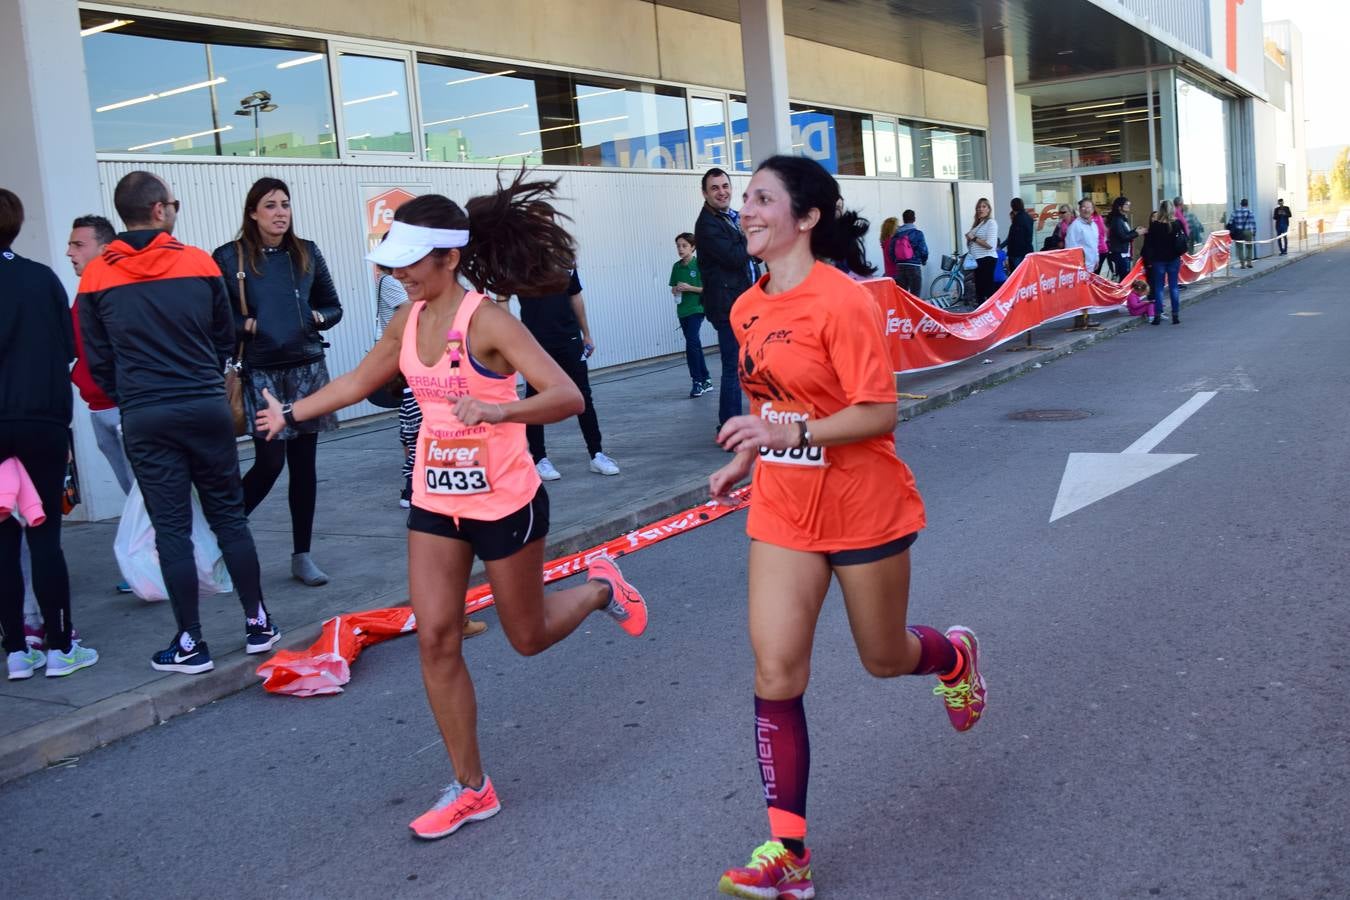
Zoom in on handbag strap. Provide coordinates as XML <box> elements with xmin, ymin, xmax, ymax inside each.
<box><xmin>232</xmin><ymin>240</ymin><xmax>248</xmax><ymax>361</ymax></box>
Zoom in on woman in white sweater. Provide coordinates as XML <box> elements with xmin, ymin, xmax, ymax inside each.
<box><xmin>964</xmin><ymin>198</ymin><xmax>999</xmax><ymax>302</ymax></box>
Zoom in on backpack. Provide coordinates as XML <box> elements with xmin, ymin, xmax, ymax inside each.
<box><xmin>1172</xmin><ymin>222</ymin><xmax>1189</xmax><ymax>254</ymax></box>
<box><xmin>891</xmin><ymin>232</ymin><xmax>915</xmax><ymax>263</ymax></box>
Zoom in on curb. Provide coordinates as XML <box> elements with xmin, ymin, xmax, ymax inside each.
<box><xmin>1</xmin><ymin>242</ymin><xmax>1338</xmax><ymax>788</ymax></box>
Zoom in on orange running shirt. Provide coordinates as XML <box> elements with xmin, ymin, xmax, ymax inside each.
<box><xmin>733</xmin><ymin>261</ymin><xmax>925</xmax><ymax>551</ymax></box>
<box><xmin>401</xmin><ymin>292</ymin><xmax>541</xmax><ymax>522</ymax></box>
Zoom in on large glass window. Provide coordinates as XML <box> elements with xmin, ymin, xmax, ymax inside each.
<box><xmin>1175</xmin><ymin>77</ymin><xmax>1231</xmax><ymax>233</ymax></box>
<box><xmin>690</xmin><ymin>96</ymin><xmax>730</xmax><ymax>169</ymax></box>
<box><xmin>913</xmin><ymin>125</ymin><xmax>987</xmax><ymax>180</ymax></box>
<box><xmin>338</xmin><ymin>53</ymin><xmax>414</xmax><ymax>154</ymax></box>
<box><xmin>573</xmin><ymin>81</ymin><xmax>690</xmax><ymax>169</ymax></box>
<box><xmin>729</xmin><ymin>97</ymin><xmax>752</xmax><ymax>171</ymax></box>
<box><xmin>1022</xmin><ymin>74</ymin><xmax>1154</xmax><ymax>175</ymax></box>
<box><xmin>80</xmin><ymin>13</ymin><xmax>335</xmax><ymax>158</ymax></box>
<box><xmin>419</xmin><ymin>60</ymin><xmax>545</xmax><ymax>164</ymax></box>
<box><xmin>418</xmin><ymin>58</ymin><xmax>689</xmax><ymax>169</ymax></box>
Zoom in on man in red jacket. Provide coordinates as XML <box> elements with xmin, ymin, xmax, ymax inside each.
<box><xmin>68</xmin><ymin>215</ymin><xmax>134</xmax><ymax>501</ymax></box>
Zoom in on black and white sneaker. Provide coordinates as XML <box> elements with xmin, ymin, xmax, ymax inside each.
<box><xmin>246</xmin><ymin>609</ymin><xmax>280</xmax><ymax>655</ymax></box>
<box><xmin>151</xmin><ymin>632</ymin><xmax>214</xmax><ymax>675</ymax></box>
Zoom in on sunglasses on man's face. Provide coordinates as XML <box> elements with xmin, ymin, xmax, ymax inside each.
<box><xmin>160</xmin><ymin>199</ymin><xmax>180</xmax><ymax>213</ymax></box>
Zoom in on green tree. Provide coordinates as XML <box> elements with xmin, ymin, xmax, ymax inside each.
<box><xmin>1331</xmin><ymin>147</ymin><xmax>1350</xmax><ymax>202</ymax></box>
<box><xmin>1309</xmin><ymin>172</ymin><xmax>1331</xmax><ymax>204</ymax></box>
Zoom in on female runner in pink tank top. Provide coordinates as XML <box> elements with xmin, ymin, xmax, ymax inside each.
<box><xmin>255</xmin><ymin>173</ymin><xmax>648</xmax><ymax>841</ymax></box>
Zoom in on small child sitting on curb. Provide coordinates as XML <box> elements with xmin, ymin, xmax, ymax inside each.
<box><xmin>1125</xmin><ymin>278</ymin><xmax>1155</xmax><ymax>320</ymax></box>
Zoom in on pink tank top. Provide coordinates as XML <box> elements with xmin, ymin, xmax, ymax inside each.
<box><xmin>401</xmin><ymin>292</ymin><xmax>540</xmax><ymax>521</ymax></box>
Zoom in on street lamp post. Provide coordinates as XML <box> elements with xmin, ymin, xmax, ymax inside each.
<box><xmin>234</xmin><ymin>91</ymin><xmax>278</xmax><ymax>157</ymax></box>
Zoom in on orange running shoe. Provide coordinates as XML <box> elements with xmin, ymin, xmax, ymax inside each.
<box><xmin>408</xmin><ymin>776</ymin><xmax>501</xmax><ymax>840</ymax></box>
<box><xmin>934</xmin><ymin>626</ymin><xmax>987</xmax><ymax>732</ymax></box>
<box><xmin>587</xmin><ymin>554</ymin><xmax>648</xmax><ymax>637</ymax></box>
<box><xmin>718</xmin><ymin>840</ymin><xmax>815</xmax><ymax>899</ymax></box>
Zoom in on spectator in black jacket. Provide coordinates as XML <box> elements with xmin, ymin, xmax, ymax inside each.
<box><xmin>213</xmin><ymin>178</ymin><xmax>343</xmax><ymax>587</ymax></box>
<box><xmin>80</xmin><ymin>170</ymin><xmax>274</xmax><ymax>675</ymax></box>
<box><xmin>1141</xmin><ymin>199</ymin><xmax>1186</xmax><ymax>325</ymax></box>
<box><xmin>1105</xmin><ymin>196</ymin><xmax>1146</xmax><ymax>282</ymax></box>
<box><xmin>0</xmin><ymin>188</ymin><xmax>100</xmax><ymax>681</ymax></box>
<box><xmin>1005</xmin><ymin>198</ymin><xmax>1034</xmax><ymax>274</ymax></box>
<box><xmin>694</xmin><ymin>168</ymin><xmax>757</xmax><ymax>431</ymax></box>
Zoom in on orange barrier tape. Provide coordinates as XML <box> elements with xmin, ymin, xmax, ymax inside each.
<box><xmin>256</xmin><ymin>488</ymin><xmax>751</xmax><ymax>696</ymax></box>
<box><xmin>868</xmin><ymin>232</ymin><xmax>1232</xmax><ymax>374</ymax></box>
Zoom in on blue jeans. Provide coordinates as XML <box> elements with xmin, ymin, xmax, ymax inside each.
<box><xmin>713</xmin><ymin>319</ymin><xmax>742</xmax><ymax>425</ymax></box>
<box><xmin>1276</xmin><ymin>223</ymin><xmax>1288</xmax><ymax>254</ymax></box>
<box><xmin>1150</xmin><ymin>259</ymin><xmax>1181</xmax><ymax>317</ymax></box>
<box><xmin>679</xmin><ymin>313</ymin><xmax>710</xmax><ymax>383</ymax></box>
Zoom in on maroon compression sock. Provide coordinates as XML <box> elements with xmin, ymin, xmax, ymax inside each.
<box><xmin>754</xmin><ymin>694</ymin><xmax>810</xmax><ymax>842</ymax></box>
<box><xmin>907</xmin><ymin>625</ymin><xmax>960</xmax><ymax>677</ymax></box>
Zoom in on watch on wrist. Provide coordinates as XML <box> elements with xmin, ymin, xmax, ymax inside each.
<box><xmin>797</xmin><ymin>420</ymin><xmax>812</xmax><ymax>449</ymax></box>
<box><xmin>282</xmin><ymin>403</ymin><xmax>297</xmax><ymax>427</ymax></box>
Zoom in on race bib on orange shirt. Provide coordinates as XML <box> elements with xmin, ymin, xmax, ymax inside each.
<box><xmin>422</xmin><ymin>437</ymin><xmax>492</xmax><ymax>495</ymax></box>
<box><xmin>756</xmin><ymin>400</ymin><xmax>826</xmax><ymax>468</ymax></box>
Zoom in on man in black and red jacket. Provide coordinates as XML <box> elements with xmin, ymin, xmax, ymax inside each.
<box><xmin>78</xmin><ymin>170</ymin><xmax>275</xmax><ymax>675</ymax></box>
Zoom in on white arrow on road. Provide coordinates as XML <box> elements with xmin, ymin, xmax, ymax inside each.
<box><xmin>1050</xmin><ymin>391</ymin><xmax>1217</xmax><ymax>522</ymax></box>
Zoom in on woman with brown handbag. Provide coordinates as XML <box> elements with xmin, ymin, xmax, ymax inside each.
<box><xmin>213</xmin><ymin>178</ymin><xmax>343</xmax><ymax>587</ymax></box>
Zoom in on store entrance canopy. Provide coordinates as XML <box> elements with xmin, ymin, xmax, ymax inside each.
<box><xmin>658</xmin><ymin>0</ymin><xmax>1258</xmax><ymax>94</ymax></box>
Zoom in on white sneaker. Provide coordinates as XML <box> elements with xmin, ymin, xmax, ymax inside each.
<box><xmin>589</xmin><ymin>452</ymin><xmax>620</xmax><ymax>476</ymax></box>
<box><xmin>45</xmin><ymin>641</ymin><xmax>99</xmax><ymax>678</ymax></box>
<box><xmin>536</xmin><ymin>457</ymin><xmax>562</xmax><ymax>481</ymax></box>
<box><xmin>7</xmin><ymin>648</ymin><xmax>46</xmax><ymax>680</ymax></box>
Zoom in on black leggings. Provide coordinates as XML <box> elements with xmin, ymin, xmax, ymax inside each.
<box><xmin>0</xmin><ymin>424</ymin><xmax>72</xmax><ymax>654</ymax></box>
<box><xmin>973</xmin><ymin>257</ymin><xmax>997</xmax><ymax>302</ymax></box>
<box><xmin>243</xmin><ymin>432</ymin><xmax>318</xmax><ymax>554</ymax></box>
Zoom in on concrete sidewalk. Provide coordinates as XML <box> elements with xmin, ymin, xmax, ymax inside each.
<box><xmin>0</xmin><ymin>240</ymin><xmax>1337</xmax><ymax>785</ymax></box>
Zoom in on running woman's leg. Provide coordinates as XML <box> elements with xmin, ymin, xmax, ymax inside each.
<box><xmin>833</xmin><ymin>548</ymin><xmax>986</xmax><ymax>731</ymax></box>
<box><xmin>720</xmin><ymin>541</ymin><xmax>829</xmax><ymax>897</ymax></box>
<box><xmin>484</xmin><ymin>538</ymin><xmax>610</xmax><ymax>657</ymax></box>
<box><xmin>407</xmin><ymin>530</ymin><xmax>482</xmax><ymax>785</ymax></box>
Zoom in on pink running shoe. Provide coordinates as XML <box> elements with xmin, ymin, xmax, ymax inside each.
<box><xmin>409</xmin><ymin>776</ymin><xmax>501</xmax><ymax>840</ymax></box>
<box><xmin>933</xmin><ymin>626</ymin><xmax>986</xmax><ymax>732</ymax></box>
<box><xmin>718</xmin><ymin>840</ymin><xmax>815</xmax><ymax>899</ymax></box>
<box><xmin>587</xmin><ymin>554</ymin><xmax>648</xmax><ymax>637</ymax></box>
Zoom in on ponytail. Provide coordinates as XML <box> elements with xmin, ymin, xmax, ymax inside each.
<box><xmin>463</xmin><ymin>168</ymin><xmax>575</xmax><ymax>296</ymax></box>
<box><xmin>394</xmin><ymin>167</ymin><xmax>576</xmax><ymax>297</ymax></box>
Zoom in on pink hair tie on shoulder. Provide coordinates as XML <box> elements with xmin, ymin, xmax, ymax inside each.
<box><xmin>445</xmin><ymin>329</ymin><xmax>464</xmax><ymax>368</ymax></box>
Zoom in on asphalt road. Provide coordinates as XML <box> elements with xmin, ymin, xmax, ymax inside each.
<box><xmin>3</xmin><ymin>249</ymin><xmax>1348</xmax><ymax>899</ymax></box>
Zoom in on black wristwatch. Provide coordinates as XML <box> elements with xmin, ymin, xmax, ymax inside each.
<box><xmin>797</xmin><ymin>420</ymin><xmax>812</xmax><ymax>448</ymax></box>
<box><xmin>282</xmin><ymin>403</ymin><xmax>297</xmax><ymax>428</ymax></box>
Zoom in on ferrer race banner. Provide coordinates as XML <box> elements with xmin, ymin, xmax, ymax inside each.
<box><xmin>865</xmin><ymin>231</ymin><xmax>1232</xmax><ymax>373</ymax></box>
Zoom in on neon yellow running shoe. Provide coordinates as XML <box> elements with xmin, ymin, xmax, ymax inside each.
<box><xmin>934</xmin><ymin>625</ymin><xmax>986</xmax><ymax>732</ymax></box>
<box><xmin>718</xmin><ymin>840</ymin><xmax>814</xmax><ymax>899</ymax></box>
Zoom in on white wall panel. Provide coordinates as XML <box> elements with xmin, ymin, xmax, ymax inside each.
<box><xmin>96</xmin><ymin>160</ymin><xmax>977</xmax><ymax>420</ymax></box>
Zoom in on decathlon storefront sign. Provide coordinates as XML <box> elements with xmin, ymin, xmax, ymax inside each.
<box><xmin>596</xmin><ymin>111</ymin><xmax>839</xmax><ymax>173</ymax></box>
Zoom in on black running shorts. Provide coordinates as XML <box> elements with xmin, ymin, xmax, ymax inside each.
<box><xmin>407</xmin><ymin>486</ymin><xmax>550</xmax><ymax>561</ymax></box>
<box><xmin>825</xmin><ymin>532</ymin><xmax>918</xmax><ymax>566</ymax></box>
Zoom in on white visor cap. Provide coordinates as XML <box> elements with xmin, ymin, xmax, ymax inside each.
<box><xmin>366</xmin><ymin>220</ymin><xmax>469</xmax><ymax>268</ymax></box>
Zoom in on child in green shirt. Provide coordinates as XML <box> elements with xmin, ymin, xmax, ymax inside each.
<box><xmin>669</xmin><ymin>232</ymin><xmax>711</xmax><ymax>397</ymax></box>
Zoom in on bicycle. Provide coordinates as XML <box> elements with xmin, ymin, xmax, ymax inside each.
<box><xmin>928</xmin><ymin>252</ymin><xmax>972</xmax><ymax>309</ymax></box>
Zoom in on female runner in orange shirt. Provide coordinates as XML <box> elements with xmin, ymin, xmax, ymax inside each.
<box><xmin>708</xmin><ymin>156</ymin><xmax>987</xmax><ymax>898</ymax></box>
<box><xmin>255</xmin><ymin>174</ymin><xmax>648</xmax><ymax>841</ymax></box>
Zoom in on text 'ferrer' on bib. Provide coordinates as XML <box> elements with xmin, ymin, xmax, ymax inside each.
<box><xmin>758</xmin><ymin>401</ymin><xmax>826</xmax><ymax>467</ymax></box>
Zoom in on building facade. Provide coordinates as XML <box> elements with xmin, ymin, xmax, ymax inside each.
<box><xmin>1</xmin><ymin>0</ymin><xmax>1302</xmax><ymax>518</ymax></box>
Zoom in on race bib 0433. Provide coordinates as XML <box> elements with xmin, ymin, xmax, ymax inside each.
<box><xmin>422</xmin><ymin>437</ymin><xmax>492</xmax><ymax>495</ymax></box>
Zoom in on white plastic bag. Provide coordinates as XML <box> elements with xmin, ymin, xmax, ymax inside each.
<box><xmin>114</xmin><ymin>483</ymin><xmax>233</xmax><ymax>601</ymax></box>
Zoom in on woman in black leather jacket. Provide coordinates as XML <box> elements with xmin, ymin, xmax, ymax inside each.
<box><xmin>213</xmin><ymin>178</ymin><xmax>342</xmax><ymax>586</ymax></box>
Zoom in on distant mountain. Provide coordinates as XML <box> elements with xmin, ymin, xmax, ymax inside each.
<box><xmin>1307</xmin><ymin>144</ymin><xmax>1348</xmax><ymax>173</ymax></box>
